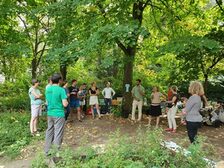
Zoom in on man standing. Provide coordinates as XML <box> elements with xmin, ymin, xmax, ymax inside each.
<box><xmin>44</xmin><ymin>73</ymin><xmax>68</xmax><ymax>155</ymax></box>
<box><xmin>102</xmin><ymin>82</ymin><xmax>115</xmax><ymax>114</ymax></box>
<box><xmin>131</xmin><ymin>79</ymin><xmax>145</xmax><ymax>121</ymax></box>
<box><xmin>69</xmin><ymin>79</ymin><xmax>82</xmax><ymax>122</ymax></box>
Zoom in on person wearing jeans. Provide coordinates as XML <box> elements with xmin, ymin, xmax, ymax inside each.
<box><xmin>102</xmin><ymin>82</ymin><xmax>115</xmax><ymax>114</ymax></box>
<box><xmin>184</xmin><ymin>81</ymin><xmax>204</xmax><ymax>143</ymax></box>
<box><xmin>165</xmin><ymin>86</ymin><xmax>178</xmax><ymax>133</ymax></box>
<box><xmin>131</xmin><ymin>79</ymin><xmax>145</xmax><ymax>121</ymax></box>
<box><xmin>44</xmin><ymin>73</ymin><xmax>68</xmax><ymax>155</ymax></box>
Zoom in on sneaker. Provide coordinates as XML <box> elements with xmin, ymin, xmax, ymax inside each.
<box><xmin>165</xmin><ymin>128</ymin><xmax>173</xmax><ymax>132</ymax></box>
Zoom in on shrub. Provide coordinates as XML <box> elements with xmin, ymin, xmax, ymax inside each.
<box><xmin>0</xmin><ymin>112</ymin><xmax>46</xmax><ymax>158</ymax></box>
<box><xmin>0</xmin><ymin>94</ymin><xmax>30</xmax><ymax>112</ymax></box>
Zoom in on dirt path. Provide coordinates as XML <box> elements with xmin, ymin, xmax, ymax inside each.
<box><xmin>1</xmin><ymin>114</ymin><xmax>224</xmax><ymax>168</ymax></box>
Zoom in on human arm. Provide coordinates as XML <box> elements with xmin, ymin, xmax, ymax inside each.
<box><xmin>139</xmin><ymin>86</ymin><xmax>145</xmax><ymax>96</ymax></box>
<box><xmin>31</xmin><ymin>89</ymin><xmax>42</xmax><ymax>99</ymax></box>
<box><xmin>61</xmin><ymin>89</ymin><xmax>68</xmax><ymax>107</ymax></box>
<box><xmin>201</xmin><ymin>95</ymin><xmax>208</xmax><ymax>107</ymax></box>
<box><xmin>102</xmin><ymin>88</ymin><xmax>105</xmax><ymax>97</ymax></box>
<box><xmin>184</xmin><ymin>96</ymin><xmax>195</xmax><ymax>114</ymax></box>
<box><xmin>111</xmin><ymin>88</ymin><xmax>115</xmax><ymax>97</ymax></box>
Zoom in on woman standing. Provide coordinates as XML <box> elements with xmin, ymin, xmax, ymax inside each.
<box><xmin>165</xmin><ymin>86</ymin><xmax>178</xmax><ymax>133</ymax></box>
<box><xmin>28</xmin><ymin>79</ymin><xmax>43</xmax><ymax>136</ymax></box>
<box><xmin>184</xmin><ymin>81</ymin><xmax>204</xmax><ymax>143</ymax></box>
<box><xmin>147</xmin><ymin>86</ymin><xmax>163</xmax><ymax>128</ymax></box>
<box><xmin>89</xmin><ymin>82</ymin><xmax>101</xmax><ymax>119</ymax></box>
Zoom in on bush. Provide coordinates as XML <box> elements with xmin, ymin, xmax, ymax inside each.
<box><xmin>0</xmin><ymin>94</ymin><xmax>30</xmax><ymax>111</ymax></box>
<box><xmin>32</xmin><ymin>129</ymin><xmax>212</xmax><ymax>168</ymax></box>
<box><xmin>0</xmin><ymin>112</ymin><xmax>46</xmax><ymax>158</ymax></box>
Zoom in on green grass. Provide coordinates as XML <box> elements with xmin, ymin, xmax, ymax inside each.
<box><xmin>0</xmin><ymin>111</ymin><xmax>46</xmax><ymax>159</ymax></box>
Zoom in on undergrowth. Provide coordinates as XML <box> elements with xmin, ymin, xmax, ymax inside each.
<box><xmin>0</xmin><ymin>112</ymin><xmax>46</xmax><ymax>159</ymax></box>
<box><xmin>32</xmin><ymin>129</ymin><xmax>214</xmax><ymax>168</ymax></box>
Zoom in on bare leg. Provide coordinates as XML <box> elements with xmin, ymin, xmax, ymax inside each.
<box><xmin>156</xmin><ymin>117</ymin><xmax>160</xmax><ymax>128</ymax></box>
<box><xmin>96</xmin><ymin>104</ymin><xmax>101</xmax><ymax>118</ymax></box>
<box><xmin>70</xmin><ymin>107</ymin><xmax>74</xmax><ymax>121</ymax></box>
<box><xmin>33</xmin><ymin>117</ymin><xmax>38</xmax><ymax>132</ymax></box>
<box><xmin>30</xmin><ymin>118</ymin><xmax>34</xmax><ymax>134</ymax></box>
<box><xmin>147</xmin><ymin>116</ymin><xmax>152</xmax><ymax>126</ymax></box>
<box><xmin>77</xmin><ymin>107</ymin><xmax>81</xmax><ymax>121</ymax></box>
<box><xmin>91</xmin><ymin>106</ymin><xmax>95</xmax><ymax>119</ymax></box>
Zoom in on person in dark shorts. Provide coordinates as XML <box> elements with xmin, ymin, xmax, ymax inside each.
<box><xmin>147</xmin><ymin>86</ymin><xmax>164</xmax><ymax>128</ymax></box>
<box><xmin>69</xmin><ymin>79</ymin><xmax>82</xmax><ymax>122</ymax></box>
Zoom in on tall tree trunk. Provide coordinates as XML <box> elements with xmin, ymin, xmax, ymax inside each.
<box><xmin>31</xmin><ymin>58</ymin><xmax>37</xmax><ymax>79</ymax></box>
<box><xmin>204</xmin><ymin>74</ymin><xmax>208</xmax><ymax>95</ymax></box>
<box><xmin>60</xmin><ymin>64</ymin><xmax>67</xmax><ymax>80</ymax></box>
<box><xmin>122</xmin><ymin>52</ymin><xmax>135</xmax><ymax>118</ymax></box>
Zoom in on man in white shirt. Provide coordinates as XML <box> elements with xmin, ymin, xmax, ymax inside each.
<box><xmin>102</xmin><ymin>82</ymin><xmax>115</xmax><ymax>114</ymax></box>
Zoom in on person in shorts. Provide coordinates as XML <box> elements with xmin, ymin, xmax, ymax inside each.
<box><xmin>78</xmin><ymin>85</ymin><xmax>86</xmax><ymax>118</ymax></box>
<box><xmin>44</xmin><ymin>73</ymin><xmax>68</xmax><ymax>155</ymax></box>
<box><xmin>89</xmin><ymin>82</ymin><xmax>101</xmax><ymax>119</ymax></box>
<box><xmin>28</xmin><ymin>79</ymin><xmax>43</xmax><ymax>136</ymax></box>
<box><xmin>69</xmin><ymin>79</ymin><xmax>82</xmax><ymax>122</ymax></box>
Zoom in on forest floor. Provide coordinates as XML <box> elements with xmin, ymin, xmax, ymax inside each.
<box><xmin>1</xmin><ymin>114</ymin><xmax>224</xmax><ymax>168</ymax></box>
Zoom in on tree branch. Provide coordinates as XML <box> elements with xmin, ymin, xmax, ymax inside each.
<box><xmin>116</xmin><ymin>40</ymin><xmax>128</xmax><ymax>55</ymax></box>
<box><xmin>215</xmin><ymin>0</ymin><xmax>224</xmax><ymax>13</ymax></box>
<box><xmin>36</xmin><ymin>42</ymin><xmax>47</xmax><ymax>68</ymax></box>
<box><xmin>17</xmin><ymin>15</ymin><xmax>34</xmax><ymax>51</ymax></box>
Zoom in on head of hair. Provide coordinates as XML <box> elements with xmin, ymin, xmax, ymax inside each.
<box><xmin>32</xmin><ymin>79</ymin><xmax>39</xmax><ymax>86</ymax></box>
<box><xmin>188</xmin><ymin>81</ymin><xmax>204</xmax><ymax>96</ymax></box>
<box><xmin>153</xmin><ymin>86</ymin><xmax>159</xmax><ymax>92</ymax></box>
<box><xmin>91</xmin><ymin>82</ymin><xmax>96</xmax><ymax>86</ymax></box>
<box><xmin>71</xmin><ymin>79</ymin><xmax>77</xmax><ymax>84</ymax></box>
<box><xmin>136</xmin><ymin>79</ymin><xmax>141</xmax><ymax>83</ymax></box>
<box><xmin>171</xmin><ymin>85</ymin><xmax>178</xmax><ymax>92</ymax></box>
<box><xmin>82</xmin><ymin>83</ymin><xmax>87</xmax><ymax>85</ymax></box>
<box><xmin>51</xmin><ymin>73</ymin><xmax>62</xmax><ymax>84</ymax></box>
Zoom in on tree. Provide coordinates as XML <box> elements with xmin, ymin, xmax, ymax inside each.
<box><xmin>15</xmin><ymin>0</ymin><xmax>51</xmax><ymax>79</ymax></box>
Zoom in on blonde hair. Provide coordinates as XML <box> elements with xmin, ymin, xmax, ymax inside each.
<box><xmin>188</xmin><ymin>81</ymin><xmax>204</xmax><ymax>96</ymax></box>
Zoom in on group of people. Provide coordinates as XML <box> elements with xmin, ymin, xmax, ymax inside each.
<box><xmin>130</xmin><ymin>79</ymin><xmax>206</xmax><ymax>144</ymax></box>
<box><xmin>28</xmin><ymin>73</ymin><xmax>116</xmax><ymax>155</ymax></box>
<box><xmin>28</xmin><ymin>74</ymin><xmax>208</xmax><ymax>156</ymax></box>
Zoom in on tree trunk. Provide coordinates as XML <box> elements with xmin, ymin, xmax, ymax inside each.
<box><xmin>60</xmin><ymin>64</ymin><xmax>67</xmax><ymax>80</ymax></box>
<box><xmin>121</xmin><ymin>48</ymin><xmax>135</xmax><ymax>118</ymax></box>
<box><xmin>31</xmin><ymin>58</ymin><xmax>37</xmax><ymax>79</ymax></box>
<box><xmin>204</xmin><ymin>74</ymin><xmax>208</xmax><ymax>94</ymax></box>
